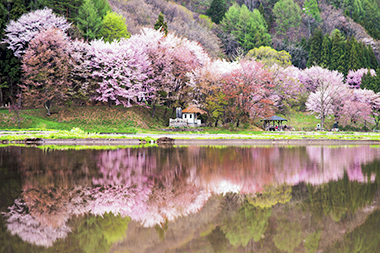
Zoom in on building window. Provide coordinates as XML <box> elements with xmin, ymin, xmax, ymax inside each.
<box><xmin>190</xmin><ymin>114</ymin><xmax>192</xmax><ymax>119</ymax></box>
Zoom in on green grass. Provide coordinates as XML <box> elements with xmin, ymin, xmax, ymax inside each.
<box><xmin>273</xmin><ymin>111</ymin><xmax>335</xmax><ymax>131</ymax></box>
<box><xmin>2</xmin><ymin>106</ymin><xmax>380</xmax><ymax>141</ymax></box>
<box><xmin>0</xmin><ymin>105</ymin><xmax>172</xmax><ymax>133</ymax></box>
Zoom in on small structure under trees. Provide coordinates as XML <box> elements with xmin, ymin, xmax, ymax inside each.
<box><xmin>261</xmin><ymin>115</ymin><xmax>288</xmax><ymax>131</ymax></box>
<box><xmin>169</xmin><ymin>105</ymin><xmax>206</xmax><ymax>127</ymax></box>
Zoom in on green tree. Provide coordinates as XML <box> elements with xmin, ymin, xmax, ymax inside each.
<box><xmin>303</xmin><ymin>0</ymin><xmax>321</xmax><ymax>22</ymax></box>
<box><xmin>77</xmin><ymin>0</ymin><xmax>102</xmax><ymax>41</ymax></box>
<box><xmin>349</xmin><ymin>38</ymin><xmax>361</xmax><ymax>71</ymax></box>
<box><xmin>273</xmin><ymin>0</ymin><xmax>302</xmax><ymax>37</ymax></box>
<box><xmin>220</xmin><ymin>4</ymin><xmax>271</xmax><ymax>51</ymax></box>
<box><xmin>206</xmin><ymin>0</ymin><xmax>226</xmax><ymax>24</ymax></box>
<box><xmin>368</xmin><ymin>44</ymin><xmax>379</xmax><ymax>70</ymax></box>
<box><xmin>245</xmin><ymin>46</ymin><xmax>292</xmax><ymax>67</ymax></box>
<box><xmin>343</xmin><ymin>0</ymin><xmax>365</xmax><ymax>19</ymax></box>
<box><xmin>92</xmin><ymin>0</ymin><xmax>111</xmax><ymax>18</ymax></box>
<box><xmin>361</xmin><ymin>68</ymin><xmax>380</xmax><ymax>93</ymax></box>
<box><xmin>330</xmin><ymin>29</ymin><xmax>344</xmax><ymax>70</ymax></box>
<box><xmin>320</xmin><ymin>34</ymin><xmax>331</xmax><ymax>68</ymax></box>
<box><xmin>37</xmin><ymin>0</ymin><xmax>84</xmax><ymax>22</ymax></box>
<box><xmin>0</xmin><ymin>48</ymin><xmax>21</xmax><ymax>105</ymax></box>
<box><xmin>98</xmin><ymin>11</ymin><xmax>130</xmax><ymax>42</ymax></box>
<box><xmin>307</xmin><ymin>28</ymin><xmax>323</xmax><ymax>67</ymax></box>
<box><xmin>154</xmin><ymin>12</ymin><xmax>168</xmax><ymax>36</ymax></box>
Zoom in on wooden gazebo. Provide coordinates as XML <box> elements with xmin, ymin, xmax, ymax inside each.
<box><xmin>260</xmin><ymin>115</ymin><xmax>288</xmax><ymax>131</ymax></box>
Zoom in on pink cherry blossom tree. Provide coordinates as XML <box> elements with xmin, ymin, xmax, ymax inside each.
<box><xmin>302</xmin><ymin>67</ymin><xmax>347</xmax><ymax>129</ymax></box>
<box><xmin>340</xmin><ymin>89</ymin><xmax>380</xmax><ymax>128</ymax></box>
<box><xmin>270</xmin><ymin>65</ymin><xmax>306</xmax><ymax>114</ymax></box>
<box><xmin>2</xmin><ymin>8</ymin><xmax>71</xmax><ymax>58</ymax></box>
<box><xmin>21</xmin><ymin>28</ymin><xmax>71</xmax><ymax>116</ymax></box>
<box><xmin>88</xmin><ymin>38</ymin><xmax>154</xmax><ymax>107</ymax></box>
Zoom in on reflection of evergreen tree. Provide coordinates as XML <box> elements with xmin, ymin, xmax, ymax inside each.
<box><xmin>307</xmin><ymin>172</ymin><xmax>379</xmax><ymax>221</ymax></box>
<box><xmin>221</xmin><ymin>202</ymin><xmax>272</xmax><ymax>247</ymax></box>
<box><xmin>77</xmin><ymin>212</ymin><xmax>130</xmax><ymax>253</ymax></box>
<box><xmin>362</xmin><ymin>159</ymin><xmax>380</xmax><ymax>184</ymax></box>
<box><xmin>328</xmin><ymin>210</ymin><xmax>380</xmax><ymax>252</ymax></box>
<box><xmin>207</xmin><ymin>226</ymin><xmax>230</xmax><ymax>253</ymax></box>
<box><xmin>273</xmin><ymin>216</ymin><xmax>302</xmax><ymax>253</ymax></box>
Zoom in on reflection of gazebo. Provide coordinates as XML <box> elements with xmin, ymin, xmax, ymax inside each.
<box><xmin>260</xmin><ymin>115</ymin><xmax>288</xmax><ymax>131</ymax></box>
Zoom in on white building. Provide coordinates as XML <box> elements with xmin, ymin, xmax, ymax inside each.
<box><xmin>169</xmin><ymin>105</ymin><xmax>206</xmax><ymax>127</ymax></box>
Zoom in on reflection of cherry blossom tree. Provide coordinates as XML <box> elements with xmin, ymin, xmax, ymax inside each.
<box><xmin>3</xmin><ymin>199</ymin><xmax>71</xmax><ymax>247</ymax></box>
<box><xmin>3</xmin><ymin>145</ymin><xmax>380</xmax><ymax>249</ymax></box>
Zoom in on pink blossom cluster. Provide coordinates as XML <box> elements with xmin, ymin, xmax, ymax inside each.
<box><xmin>346</xmin><ymin>68</ymin><xmax>376</xmax><ymax>89</ymax></box>
<box><xmin>299</xmin><ymin>66</ymin><xmax>380</xmax><ymax>128</ymax></box>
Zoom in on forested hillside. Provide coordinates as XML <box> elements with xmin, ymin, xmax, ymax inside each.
<box><xmin>1</xmin><ymin>0</ymin><xmax>380</xmax><ymax>131</ymax></box>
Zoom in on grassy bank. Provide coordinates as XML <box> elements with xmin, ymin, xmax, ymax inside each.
<box><xmin>0</xmin><ymin>105</ymin><xmax>172</xmax><ymax>133</ymax></box>
<box><xmin>1</xmin><ymin>106</ymin><xmax>378</xmax><ymax>141</ymax></box>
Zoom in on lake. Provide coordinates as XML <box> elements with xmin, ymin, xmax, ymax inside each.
<box><xmin>1</xmin><ymin>145</ymin><xmax>380</xmax><ymax>253</ymax></box>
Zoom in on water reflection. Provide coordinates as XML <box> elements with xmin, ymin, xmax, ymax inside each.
<box><xmin>1</xmin><ymin>145</ymin><xmax>380</xmax><ymax>252</ymax></box>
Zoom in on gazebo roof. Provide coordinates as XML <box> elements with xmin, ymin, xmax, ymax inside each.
<box><xmin>182</xmin><ymin>105</ymin><xmax>206</xmax><ymax>114</ymax></box>
<box><xmin>260</xmin><ymin>115</ymin><xmax>288</xmax><ymax>121</ymax></box>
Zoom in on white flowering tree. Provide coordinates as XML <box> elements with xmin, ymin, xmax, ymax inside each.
<box><xmin>2</xmin><ymin>8</ymin><xmax>71</xmax><ymax>58</ymax></box>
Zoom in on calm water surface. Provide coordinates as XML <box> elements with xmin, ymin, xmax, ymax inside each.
<box><xmin>1</xmin><ymin>145</ymin><xmax>380</xmax><ymax>253</ymax></box>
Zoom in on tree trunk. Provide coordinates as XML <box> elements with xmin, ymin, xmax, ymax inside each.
<box><xmin>214</xmin><ymin>119</ymin><xmax>218</xmax><ymax>127</ymax></box>
<box><xmin>172</xmin><ymin>107</ymin><xmax>176</xmax><ymax>118</ymax></box>
<box><xmin>44</xmin><ymin>100</ymin><xmax>51</xmax><ymax>117</ymax></box>
<box><xmin>108</xmin><ymin>98</ymin><xmax>112</xmax><ymax>107</ymax></box>
<box><xmin>236</xmin><ymin>118</ymin><xmax>240</xmax><ymax>128</ymax></box>
<box><xmin>151</xmin><ymin>102</ymin><xmax>156</xmax><ymax>118</ymax></box>
<box><xmin>163</xmin><ymin>107</ymin><xmax>168</xmax><ymax>118</ymax></box>
<box><xmin>16</xmin><ymin>110</ymin><xmax>20</xmax><ymax>129</ymax></box>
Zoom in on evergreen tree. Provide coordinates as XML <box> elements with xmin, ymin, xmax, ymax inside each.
<box><xmin>0</xmin><ymin>48</ymin><xmax>21</xmax><ymax>104</ymax></box>
<box><xmin>340</xmin><ymin>37</ymin><xmax>352</xmax><ymax>75</ymax></box>
<box><xmin>307</xmin><ymin>28</ymin><xmax>323</xmax><ymax>67</ymax></box>
<box><xmin>330</xmin><ymin>29</ymin><xmax>343</xmax><ymax>71</ymax></box>
<box><xmin>220</xmin><ymin>4</ymin><xmax>271</xmax><ymax>52</ymax></box>
<box><xmin>258</xmin><ymin>3</ymin><xmax>264</xmax><ymax>16</ymax></box>
<box><xmin>38</xmin><ymin>0</ymin><xmax>84</xmax><ymax>22</ymax></box>
<box><xmin>349</xmin><ymin>38</ymin><xmax>360</xmax><ymax>71</ymax></box>
<box><xmin>9</xmin><ymin>0</ymin><xmax>28</xmax><ymax>21</ymax></box>
<box><xmin>77</xmin><ymin>0</ymin><xmax>102</xmax><ymax>41</ymax></box>
<box><xmin>368</xmin><ymin>45</ymin><xmax>379</xmax><ymax>70</ymax></box>
<box><xmin>303</xmin><ymin>0</ymin><xmax>321</xmax><ymax>22</ymax></box>
<box><xmin>320</xmin><ymin>34</ymin><xmax>331</xmax><ymax>68</ymax></box>
<box><xmin>273</xmin><ymin>0</ymin><xmax>302</xmax><ymax>37</ymax></box>
<box><xmin>206</xmin><ymin>0</ymin><xmax>226</xmax><ymax>24</ymax></box>
<box><xmin>361</xmin><ymin>69</ymin><xmax>380</xmax><ymax>93</ymax></box>
<box><xmin>98</xmin><ymin>12</ymin><xmax>130</xmax><ymax>42</ymax></box>
<box><xmin>154</xmin><ymin>12</ymin><xmax>168</xmax><ymax>36</ymax></box>
<box><xmin>359</xmin><ymin>42</ymin><xmax>369</xmax><ymax>68</ymax></box>
<box><xmin>92</xmin><ymin>0</ymin><xmax>111</xmax><ymax>19</ymax></box>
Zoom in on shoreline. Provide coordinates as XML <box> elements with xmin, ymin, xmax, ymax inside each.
<box><xmin>2</xmin><ymin>137</ymin><xmax>380</xmax><ymax>146</ymax></box>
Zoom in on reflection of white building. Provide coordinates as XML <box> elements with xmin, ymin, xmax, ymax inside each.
<box><xmin>169</xmin><ymin>105</ymin><xmax>206</xmax><ymax>127</ymax></box>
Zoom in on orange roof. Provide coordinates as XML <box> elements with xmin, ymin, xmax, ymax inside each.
<box><xmin>182</xmin><ymin>105</ymin><xmax>206</xmax><ymax>114</ymax></box>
